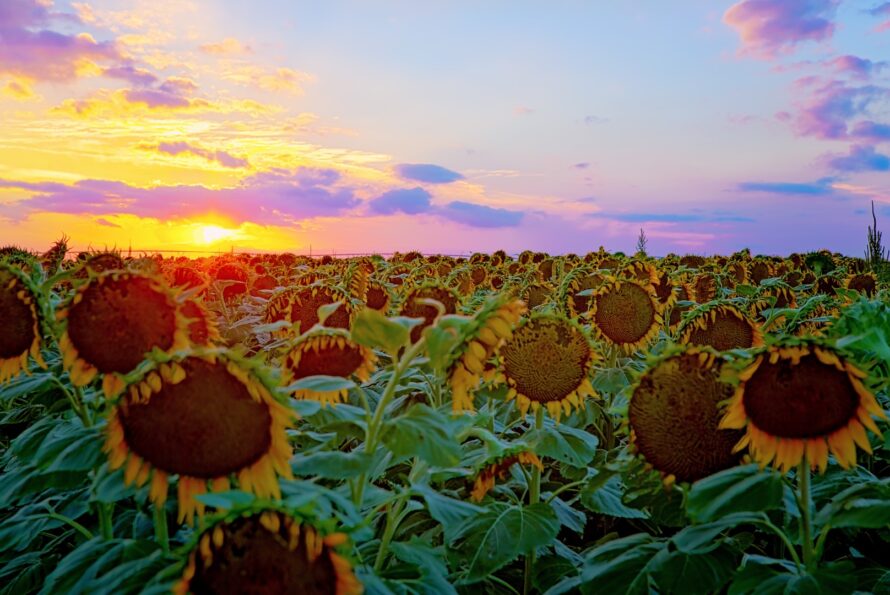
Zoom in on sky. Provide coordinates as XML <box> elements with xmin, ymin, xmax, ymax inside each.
<box><xmin>1</xmin><ymin>0</ymin><xmax>889</xmax><ymax>256</ymax></box>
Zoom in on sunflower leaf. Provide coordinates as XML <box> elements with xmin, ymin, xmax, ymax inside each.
<box><xmin>381</xmin><ymin>404</ymin><xmax>462</xmax><ymax>467</ymax></box>
<box><xmin>686</xmin><ymin>464</ymin><xmax>784</xmax><ymax>523</ymax></box>
<box><xmin>350</xmin><ymin>308</ymin><xmax>416</xmax><ymax>356</ymax></box>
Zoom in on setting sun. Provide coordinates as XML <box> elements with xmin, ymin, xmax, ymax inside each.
<box><xmin>196</xmin><ymin>224</ymin><xmax>240</xmax><ymax>245</ymax></box>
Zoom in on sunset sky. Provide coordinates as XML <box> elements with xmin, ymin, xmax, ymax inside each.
<box><xmin>1</xmin><ymin>0</ymin><xmax>889</xmax><ymax>256</ymax></box>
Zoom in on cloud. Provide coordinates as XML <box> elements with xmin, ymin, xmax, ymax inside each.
<box><xmin>514</xmin><ymin>106</ymin><xmax>534</xmax><ymax>116</ymax></box>
<box><xmin>850</xmin><ymin>121</ymin><xmax>890</xmax><ymax>141</ymax></box>
<box><xmin>102</xmin><ymin>63</ymin><xmax>158</xmax><ymax>86</ymax></box>
<box><xmin>199</xmin><ymin>37</ymin><xmax>253</xmax><ymax>55</ymax></box>
<box><xmin>95</xmin><ymin>218</ymin><xmax>120</xmax><ymax>228</ymax></box>
<box><xmin>598</xmin><ymin>212</ymin><xmax>754</xmax><ymax>223</ymax></box>
<box><xmin>439</xmin><ymin>201</ymin><xmax>524</xmax><ymax>228</ymax></box>
<box><xmin>824</xmin><ymin>144</ymin><xmax>890</xmax><ymax>172</ymax></box>
<box><xmin>0</xmin><ymin>168</ymin><xmax>359</xmax><ymax>226</ymax></box>
<box><xmin>572</xmin><ymin>162</ymin><xmax>591</xmax><ymax>170</ymax></box>
<box><xmin>394</xmin><ymin>163</ymin><xmax>464</xmax><ymax>184</ymax></box>
<box><xmin>584</xmin><ymin>115</ymin><xmax>607</xmax><ymax>125</ymax></box>
<box><xmin>723</xmin><ymin>0</ymin><xmax>839</xmax><ymax>58</ymax></box>
<box><xmin>0</xmin><ymin>0</ymin><xmax>121</xmax><ymax>83</ymax></box>
<box><xmin>368</xmin><ymin>187</ymin><xmax>432</xmax><ymax>215</ymax></box>
<box><xmin>219</xmin><ymin>64</ymin><xmax>312</xmax><ymax>94</ymax></box>
<box><xmin>789</xmin><ymin>79</ymin><xmax>888</xmax><ymax>140</ymax></box>
<box><xmin>2</xmin><ymin>78</ymin><xmax>37</xmax><ymax>100</ymax></box>
<box><xmin>825</xmin><ymin>55</ymin><xmax>887</xmax><ymax>80</ymax></box>
<box><xmin>867</xmin><ymin>3</ymin><xmax>890</xmax><ymax>31</ymax></box>
<box><xmin>153</xmin><ymin>141</ymin><xmax>249</xmax><ymax>168</ymax></box>
<box><xmin>735</xmin><ymin>177</ymin><xmax>837</xmax><ymax>195</ymax></box>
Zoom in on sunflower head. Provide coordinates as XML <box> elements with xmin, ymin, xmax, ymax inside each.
<box><xmin>678</xmin><ymin>303</ymin><xmax>764</xmax><ymax>351</ymax></box>
<box><xmin>104</xmin><ymin>349</ymin><xmax>295</xmax><ymax>525</ymax></box>
<box><xmin>469</xmin><ymin>449</ymin><xmax>543</xmax><ymax>502</ymax></box>
<box><xmin>398</xmin><ymin>282</ymin><xmax>460</xmax><ymax>343</ymax></box>
<box><xmin>720</xmin><ymin>340</ymin><xmax>886</xmax><ymax>473</ymax></box>
<box><xmin>629</xmin><ymin>346</ymin><xmax>744</xmax><ymax>485</ymax></box>
<box><xmin>289</xmin><ymin>285</ymin><xmax>354</xmax><ymax>333</ymax></box>
<box><xmin>521</xmin><ymin>281</ymin><xmax>554</xmax><ymax>310</ymax></box>
<box><xmin>749</xmin><ymin>259</ymin><xmax>774</xmax><ymax>285</ymax></box>
<box><xmin>846</xmin><ymin>272</ymin><xmax>877</xmax><ymax>297</ymax></box>
<box><xmin>0</xmin><ymin>263</ymin><xmax>46</xmax><ymax>383</ymax></box>
<box><xmin>173</xmin><ymin>509</ymin><xmax>362</xmax><ymax>595</ymax></box>
<box><xmin>282</xmin><ymin>327</ymin><xmax>377</xmax><ymax>406</ymax></box>
<box><xmin>499</xmin><ymin>313</ymin><xmax>599</xmax><ymax>421</ymax></box>
<box><xmin>58</xmin><ymin>271</ymin><xmax>189</xmax><ymax>397</ymax></box>
<box><xmin>589</xmin><ymin>278</ymin><xmax>663</xmax><ymax>354</ymax></box>
<box><xmin>180</xmin><ymin>298</ymin><xmax>221</xmax><ymax>346</ymax></box>
<box><xmin>447</xmin><ymin>295</ymin><xmax>526</xmax><ymax>413</ymax></box>
<box><xmin>560</xmin><ymin>269</ymin><xmax>604</xmax><ymax>318</ymax></box>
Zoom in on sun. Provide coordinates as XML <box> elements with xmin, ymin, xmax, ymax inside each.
<box><xmin>196</xmin><ymin>224</ymin><xmax>239</xmax><ymax>245</ymax></box>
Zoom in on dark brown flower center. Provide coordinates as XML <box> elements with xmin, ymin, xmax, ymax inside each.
<box><xmin>66</xmin><ymin>275</ymin><xmax>176</xmax><ymax>374</ymax></box>
<box><xmin>593</xmin><ymin>282</ymin><xmax>657</xmax><ymax>345</ymax></box>
<box><xmin>288</xmin><ymin>341</ymin><xmax>364</xmax><ymax>379</ymax></box>
<box><xmin>743</xmin><ymin>353</ymin><xmax>860</xmax><ymax>439</ymax></box>
<box><xmin>290</xmin><ymin>288</ymin><xmax>350</xmax><ymax>332</ymax></box>
<box><xmin>0</xmin><ymin>274</ymin><xmax>36</xmax><ymax>359</ymax></box>
<box><xmin>190</xmin><ymin>517</ymin><xmax>339</xmax><ymax>595</ymax></box>
<box><xmin>630</xmin><ymin>353</ymin><xmax>742</xmax><ymax>482</ymax></box>
<box><xmin>400</xmin><ymin>287</ymin><xmax>458</xmax><ymax>343</ymax></box>
<box><xmin>502</xmin><ymin>318</ymin><xmax>589</xmax><ymax>403</ymax></box>
<box><xmin>684</xmin><ymin>309</ymin><xmax>756</xmax><ymax>351</ymax></box>
<box><xmin>120</xmin><ymin>359</ymin><xmax>271</xmax><ymax>478</ymax></box>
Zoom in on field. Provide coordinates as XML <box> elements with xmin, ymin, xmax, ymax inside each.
<box><xmin>1</xmin><ymin>245</ymin><xmax>889</xmax><ymax>594</ymax></box>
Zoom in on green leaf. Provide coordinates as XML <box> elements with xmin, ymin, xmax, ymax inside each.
<box><xmin>291</xmin><ymin>451</ymin><xmax>374</xmax><ymax>479</ymax></box>
<box><xmin>194</xmin><ymin>490</ymin><xmax>256</xmax><ymax>510</ymax></box>
<box><xmin>452</xmin><ymin>502</ymin><xmax>560</xmax><ymax>583</ymax></box>
<box><xmin>381</xmin><ymin>404</ymin><xmax>462</xmax><ymax>467</ymax></box>
<box><xmin>581</xmin><ymin>475</ymin><xmax>648</xmax><ymax>519</ymax></box>
<box><xmin>414</xmin><ymin>484</ymin><xmax>486</xmax><ymax>543</ymax></box>
<box><xmin>649</xmin><ymin>543</ymin><xmax>738</xmax><ymax>595</ymax></box>
<box><xmin>815</xmin><ymin>478</ymin><xmax>890</xmax><ymax>529</ymax></box>
<box><xmin>528</xmin><ymin>423</ymin><xmax>598</xmax><ymax>467</ymax></box>
<box><xmin>285</xmin><ymin>375</ymin><xmax>357</xmax><ymax>394</ymax></box>
<box><xmin>671</xmin><ymin>512</ymin><xmax>769</xmax><ymax>554</ymax></box>
<box><xmin>317</xmin><ymin>301</ymin><xmax>344</xmax><ymax>325</ymax></box>
<box><xmin>423</xmin><ymin>315</ymin><xmax>472</xmax><ymax>374</ymax></box>
<box><xmin>350</xmin><ymin>308</ymin><xmax>416</xmax><ymax>355</ymax></box>
<box><xmin>686</xmin><ymin>464</ymin><xmax>783</xmax><ymax>523</ymax></box>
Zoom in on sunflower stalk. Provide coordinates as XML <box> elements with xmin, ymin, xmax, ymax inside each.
<box><xmin>154</xmin><ymin>504</ymin><xmax>169</xmax><ymax>553</ymax></box>
<box><xmin>97</xmin><ymin>502</ymin><xmax>114</xmax><ymax>540</ymax></box>
<box><xmin>798</xmin><ymin>455</ymin><xmax>816</xmax><ymax>570</ymax></box>
<box><xmin>523</xmin><ymin>406</ymin><xmax>545</xmax><ymax>595</ymax></box>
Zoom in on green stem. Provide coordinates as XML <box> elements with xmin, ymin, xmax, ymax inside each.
<box><xmin>97</xmin><ymin>502</ymin><xmax>113</xmax><ymax>540</ymax></box>
<box><xmin>354</xmin><ymin>338</ymin><xmax>426</xmax><ymax>507</ymax></box>
<box><xmin>53</xmin><ymin>377</ymin><xmax>91</xmax><ymax>427</ymax></box>
<box><xmin>154</xmin><ymin>504</ymin><xmax>169</xmax><ymax>553</ymax></box>
<box><xmin>544</xmin><ymin>480</ymin><xmax>588</xmax><ymax>505</ymax></box>
<box><xmin>373</xmin><ymin>497</ymin><xmax>406</xmax><ymax>572</ymax></box>
<box><xmin>760</xmin><ymin>519</ymin><xmax>803</xmax><ymax>570</ymax></box>
<box><xmin>524</xmin><ymin>407</ymin><xmax>545</xmax><ymax>595</ymax></box>
<box><xmin>38</xmin><ymin>513</ymin><xmax>94</xmax><ymax>541</ymax></box>
<box><xmin>798</xmin><ymin>456</ymin><xmax>815</xmax><ymax>570</ymax></box>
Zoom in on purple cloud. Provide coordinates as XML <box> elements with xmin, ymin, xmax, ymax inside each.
<box><xmin>439</xmin><ymin>201</ymin><xmax>523</xmax><ymax>228</ymax></box>
<box><xmin>102</xmin><ymin>64</ymin><xmax>158</xmax><ymax>87</ymax></box>
<box><xmin>736</xmin><ymin>177</ymin><xmax>837</xmax><ymax>195</ymax></box>
<box><xmin>790</xmin><ymin>80</ymin><xmax>888</xmax><ymax>140</ymax></box>
<box><xmin>368</xmin><ymin>187</ymin><xmax>432</xmax><ymax>215</ymax></box>
<box><xmin>723</xmin><ymin>0</ymin><xmax>839</xmax><ymax>58</ymax></box>
<box><xmin>0</xmin><ymin>0</ymin><xmax>120</xmax><ymax>83</ymax></box>
<box><xmin>0</xmin><ymin>168</ymin><xmax>359</xmax><ymax>225</ymax></box>
<box><xmin>850</xmin><ymin>121</ymin><xmax>890</xmax><ymax>141</ymax></box>
<box><xmin>826</xmin><ymin>55</ymin><xmax>887</xmax><ymax>80</ymax></box>
<box><xmin>155</xmin><ymin>141</ymin><xmax>249</xmax><ymax>168</ymax></box>
<box><xmin>394</xmin><ymin>163</ymin><xmax>464</xmax><ymax>184</ymax></box>
<box><xmin>824</xmin><ymin>145</ymin><xmax>890</xmax><ymax>172</ymax></box>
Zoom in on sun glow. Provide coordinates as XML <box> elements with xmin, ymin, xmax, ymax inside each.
<box><xmin>196</xmin><ymin>224</ymin><xmax>240</xmax><ymax>245</ymax></box>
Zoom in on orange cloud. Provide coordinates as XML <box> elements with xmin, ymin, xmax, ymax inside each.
<box><xmin>199</xmin><ymin>37</ymin><xmax>253</xmax><ymax>56</ymax></box>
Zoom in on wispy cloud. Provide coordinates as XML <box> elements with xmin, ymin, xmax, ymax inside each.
<box><xmin>735</xmin><ymin>177</ymin><xmax>837</xmax><ymax>195</ymax></box>
<box><xmin>824</xmin><ymin>144</ymin><xmax>890</xmax><ymax>172</ymax></box>
<box><xmin>199</xmin><ymin>37</ymin><xmax>253</xmax><ymax>56</ymax></box>
<box><xmin>368</xmin><ymin>187</ymin><xmax>432</xmax><ymax>215</ymax></box>
<box><xmin>439</xmin><ymin>201</ymin><xmax>523</xmax><ymax>228</ymax></box>
<box><xmin>152</xmin><ymin>141</ymin><xmax>249</xmax><ymax>168</ymax></box>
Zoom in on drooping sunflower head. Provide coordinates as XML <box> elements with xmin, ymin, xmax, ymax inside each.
<box><xmin>589</xmin><ymin>278</ymin><xmax>663</xmax><ymax>354</ymax></box>
<box><xmin>560</xmin><ymin>269</ymin><xmax>604</xmax><ymax>319</ymax></box>
<box><xmin>846</xmin><ymin>272</ymin><xmax>878</xmax><ymax>297</ymax></box>
<box><xmin>173</xmin><ymin>509</ymin><xmax>362</xmax><ymax>595</ymax></box>
<box><xmin>620</xmin><ymin>260</ymin><xmax>660</xmax><ymax>286</ymax></box>
<box><xmin>398</xmin><ymin>282</ymin><xmax>460</xmax><ymax>343</ymax></box>
<box><xmin>725</xmin><ymin>261</ymin><xmax>749</xmax><ymax>286</ymax></box>
<box><xmin>499</xmin><ymin>314</ymin><xmax>599</xmax><ymax>421</ymax></box>
<box><xmin>679</xmin><ymin>254</ymin><xmax>707</xmax><ymax>269</ymax></box>
<box><xmin>678</xmin><ymin>303</ymin><xmax>764</xmax><ymax>351</ymax></box>
<box><xmin>0</xmin><ymin>264</ymin><xmax>46</xmax><ymax>383</ymax></box>
<box><xmin>180</xmin><ymin>298</ymin><xmax>222</xmax><ymax>346</ymax></box>
<box><xmin>692</xmin><ymin>272</ymin><xmax>718</xmax><ymax>303</ymax></box>
<box><xmin>104</xmin><ymin>350</ymin><xmax>295</xmax><ymax>525</ymax></box>
<box><xmin>58</xmin><ymin>271</ymin><xmax>188</xmax><ymax>398</ymax></box>
<box><xmin>749</xmin><ymin>259</ymin><xmax>774</xmax><ymax>285</ymax></box>
<box><xmin>521</xmin><ymin>281</ymin><xmax>554</xmax><ymax>310</ymax></box>
<box><xmin>363</xmin><ymin>279</ymin><xmax>391</xmax><ymax>312</ymax></box>
<box><xmin>448</xmin><ymin>295</ymin><xmax>526</xmax><ymax>413</ymax></box>
<box><xmin>289</xmin><ymin>285</ymin><xmax>354</xmax><ymax>334</ymax></box>
<box><xmin>629</xmin><ymin>347</ymin><xmax>744</xmax><ymax>486</ymax></box>
<box><xmin>282</xmin><ymin>327</ymin><xmax>377</xmax><ymax>407</ymax></box>
<box><xmin>469</xmin><ymin>449</ymin><xmax>543</xmax><ymax>502</ymax></box>
<box><xmin>720</xmin><ymin>340</ymin><xmax>886</xmax><ymax>473</ymax></box>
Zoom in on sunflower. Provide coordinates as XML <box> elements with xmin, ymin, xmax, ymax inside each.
<box><xmin>290</xmin><ymin>285</ymin><xmax>354</xmax><ymax>332</ymax></box>
<box><xmin>180</xmin><ymin>298</ymin><xmax>221</xmax><ymax>346</ymax></box>
<box><xmin>173</xmin><ymin>510</ymin><xmax>362</xmax><ymax>595</ymax></box>
<box><xmin>629</xmin><ymin>347</ymin><xmax>743</xmax><ymax>485</ymax></box>
<box><xmin>589</xmin><ymin>278</ymin><xmax>663</xmax><ymax>354</ymax></box>
<box><xmin>720</xmin><ymin>342</ymin><xmax>886</xmax><ymax>473</ymax></box>
<box><xmin>448</xmin><ymin>297</ymin><xmax>526</xmax><ymax>413</ymax></box>
<box><xmin>620</xmin><ymin>260</ymin><xmax>660</xmax><ymax>286</ymax></box>
<box><xmin>562</xmin><ymin>270</ymin><xmax>604</xmax><ymax>318</ymax></box>
<box><xmin>363</xmin><ymin>280</ymin><xmax>391</xmax><ymax>312</ymax></box>
<box><xmin>499</xmin><ymin>314</ymin><xmax>598</xmax><ymax>420</ymax></box>
<box><xmin>58</xmin><ymin>272</ymin><xmax>188</xmax><ymax>398</ymax></box>
<box><xmin>846</xmin><ymin>272</ymin><xmax>877</xmax><ymax>297</ymax></box>
<box><xmin>0</xmin><ymin>264</ymin><xmax>45</xmax><ymax>383</ymax></box>
<box><xmin>399</xmin><ymin>283</ymin><xmax>460</xmax><ymax>343</ymax></box>
<box><xmin>748</xmin><ymin>259</ymin><xmax>774</xmax><ymax>285</ymax></box>
<box><xmin>521</xmin><ymin>281</ymin><xmax>553</xmax><ymax>310</ymax></box>
<box><xmin>104</xmin><ymin>351</ymin><xmax>294</xmax><ymax>524</ymax></box>
<box><xmin>470</xmin><ymin>450</ymin><xmax>543</xmax><ymax>502</ymax></box>
<box><xmin>282</xmin><ymin>328</ymin><xmax>377</xmax><ymax>406</ymax></box>
<box><xmin>692</xmin><ymin>272</ymin><xmax>718</xmax><ymax>303</ymax></box>
<box><xmin>678</xmin><ymin>303</ymin><xmax>764</xmax><ymax>351</ymax></box>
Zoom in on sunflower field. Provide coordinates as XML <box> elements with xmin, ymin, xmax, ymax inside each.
<box><xmin>1</xmin><ymin>244</ymin><xmax>889</xmax><ymax>594</ymax></box>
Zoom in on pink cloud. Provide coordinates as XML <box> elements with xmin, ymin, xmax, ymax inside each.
<box><xmin>723</xmin><ymin>0</ymin><xmax>839</xmax><ymax>59</ymax></box>
<box><xmin>154</xmin><ymin>141</ymin><xmax>249</xmax><ymax>168</ymax></box>
<box><xmin>0</xmin><ymin>0</ymin><xmax>121</xmax><ymax>82</ymax></box>
<box><xmin>788</xmin><ymin>79</ymin><xmax>888</xmax><ymax>140</ymax></box>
